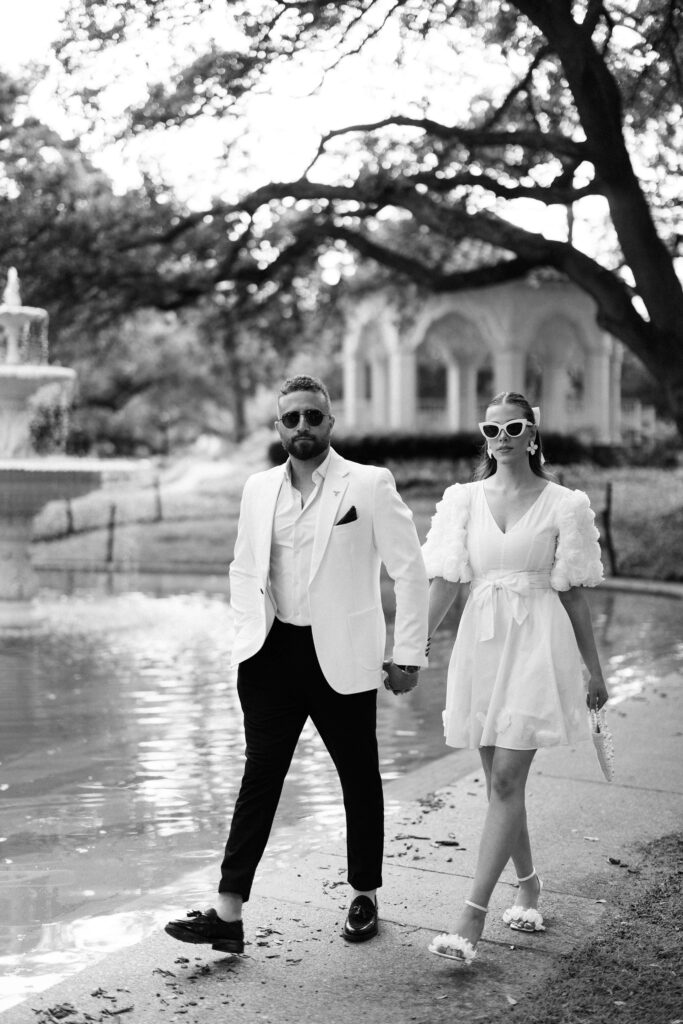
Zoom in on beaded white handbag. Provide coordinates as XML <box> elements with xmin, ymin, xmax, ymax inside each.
<box><xmin>589</xmin><ymin>708</ymin><xmax>615</xmax><ymax>782</ymax></box>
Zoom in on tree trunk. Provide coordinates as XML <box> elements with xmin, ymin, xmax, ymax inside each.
<box><xmin>223</xmin><ymin>330</ymin><xmax>248</xmax><ymax>442</ymax></box>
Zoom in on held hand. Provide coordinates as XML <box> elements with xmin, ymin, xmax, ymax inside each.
<box><xmin>586</xmin><ymin>675</ymin><xmax>609</xmax><ymax>711</ymax></box>
<box><xmin>382</xmin><ymin>660</ymin><xmax>419</xmax><ymax>696</ymax></box>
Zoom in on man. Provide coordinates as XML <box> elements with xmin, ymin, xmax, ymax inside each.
<box><xmin>166</xmin><ymin>374</ymin><xmax>428</xmax><ymax>953</ymax></box>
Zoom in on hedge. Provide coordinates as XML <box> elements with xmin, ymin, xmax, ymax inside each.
<box><xmin>266</xmin><ymin>432</ymin><xmax>624</xmax><ymax>467</ymax></box>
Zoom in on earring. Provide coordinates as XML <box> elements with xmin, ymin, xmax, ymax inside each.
<box><xmin>527</xmin><ymin>440</ymin><xmax>539</xmax><ymax>455</ymax></box>
<box><xmin>487</xmin><ymin>446</ymin><xmax>495</xmax><ymax>459</ymax></box>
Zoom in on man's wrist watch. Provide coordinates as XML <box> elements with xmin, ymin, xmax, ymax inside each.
<box><xmin>395</xmin><ymin>664</ymin><xmax>420</xmax><ymax>674</ymax></box>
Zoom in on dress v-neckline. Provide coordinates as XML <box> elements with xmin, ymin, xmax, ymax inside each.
<box><xmin>482</xmin><ymin>480</ymin><xmax>551</xmax><ymax>536</ymax></box>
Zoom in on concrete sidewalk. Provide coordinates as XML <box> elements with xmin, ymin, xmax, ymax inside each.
<box><xmin>4</xmin><ymin>674</ymin><xmax>682</xmax><ymax>1024</ymax></box>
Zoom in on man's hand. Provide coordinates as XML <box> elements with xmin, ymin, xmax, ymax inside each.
<box><xmin>383</xmin><ymin>660</ymin><xmax>419</xmax><ymax>695</ymax></box>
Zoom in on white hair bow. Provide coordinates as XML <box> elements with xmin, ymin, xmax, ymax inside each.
<box><xmin>530</xmin><ymin>406</ymin><xmax>545</xmax><ymax>463</ymax></box>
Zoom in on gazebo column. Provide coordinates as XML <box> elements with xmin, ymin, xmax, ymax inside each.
<box><xmin>389</xmin><ymin>349</ymin><xmax>416</xmax><ymax>429</ymax></box>
<box><xmin>493</xmin><ymin>347</ymin><xmax>525</xmax><ymax>394</ymax></box>
<box><xmin>609</xmin><ymin>343</ymin><xmax>623</xmax><ymax>443</ymax></box>
<box><xmin>459</xmin><ymin>361</ymin><xmax>477</xmax><ymax>429</ymax></box>
<box><xmin>371</xmin><ymin>356</ymin><xmax>388</xmax><ymax>427</ymax></box>
<box><xmin>343</xmin><ymin>352</ymin><xmax>359</xmax><ymax>428</ymax></box>
<box><xmin>585</xmin><ymin>349</ymin><xmax>611</xmax><ymax>443</ymax></box>
<box><xmin>543</xmin><ymin>361</ymin><xmax>568</xmax><ymax>433</ymax></box>
<box><xmin>446</xmin><ymin>360</ymin><xmax>461</xmax><ymax>429</ymax></box>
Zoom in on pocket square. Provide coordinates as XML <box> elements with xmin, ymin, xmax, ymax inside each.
<box><xmin>335</xmin><ymin>505</ymin><xmax>358</xmax><ymax>526</ymax></box>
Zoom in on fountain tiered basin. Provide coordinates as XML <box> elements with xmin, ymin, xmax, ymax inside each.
<box><xmin>0</xmin><ymin>269</ymin><xmax>138</xmax><ymax>626</ymax></box>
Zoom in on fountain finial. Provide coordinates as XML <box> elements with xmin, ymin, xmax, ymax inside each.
<box><xmin>3</xmin><ymin>268</ymin><xmax>22</xmax><ymax>307</ymax></box>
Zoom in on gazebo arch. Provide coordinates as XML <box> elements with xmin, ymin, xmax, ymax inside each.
<box><xmin>343</xmin><ymin>312</ymin><xmax>396</xmax><ymax>429</ymax></box>
<box><xmin>413</xmin><ymin>311</ymin><xmax>492</xmax><ymax>430</ymax></box>
<box><xmin>339</xmin><ymin>280</ymin><xmax>623</xmax><ymax>442</ymax></box>
<box><xmin>527</xmin><ymin>313</ymin><xmax>611</xmax><ymax>440</ymax></box>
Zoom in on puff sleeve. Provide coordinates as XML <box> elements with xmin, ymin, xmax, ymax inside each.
<box><xmin>550</xmin><ymin>488</ymin><xmax>604</xmax><ymax>590</ymax></box>
<box><xmin>422</xmin><ymin>483</ymin><xmax>473</xmax><ymax>582</ymax></box>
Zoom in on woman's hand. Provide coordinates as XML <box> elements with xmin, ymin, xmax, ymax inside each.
<box><xmin>586</xmin><ymin>675</ymin><xmax>609</xmax><ymax>711</ymax></box>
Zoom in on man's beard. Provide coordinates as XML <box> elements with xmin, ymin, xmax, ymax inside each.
<box><xmin>282</xmin><ymin>434</ymin><xmax>329</xmax><ymax>460</ymax></box>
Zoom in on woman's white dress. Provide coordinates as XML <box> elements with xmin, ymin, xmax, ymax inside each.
<box><xmin>422</xmin><ymin>480</ymin><xmax>603</xmax><ymax>750</ymax></box>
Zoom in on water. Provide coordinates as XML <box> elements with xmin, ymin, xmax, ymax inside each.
<box><xmin>0</xmin><ymin>581</ymin><xmax>681</xmax><ymax>1011</ymax></box>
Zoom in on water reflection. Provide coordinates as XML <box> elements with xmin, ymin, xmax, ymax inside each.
<box><xmin>0</xmin><ymin>584</ymin><xmax>681</xmax><ymax>1010</ymax></box>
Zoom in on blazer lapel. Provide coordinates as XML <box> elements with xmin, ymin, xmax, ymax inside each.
<box><xmin>251</xmin><ymin>465</ymin><xmax>286</xmax><ymax>580</ymax></box>
<box><xmin>309</xmin><ymin>450</ymin><xmax>349</xmax><ymax>583</ymax></box>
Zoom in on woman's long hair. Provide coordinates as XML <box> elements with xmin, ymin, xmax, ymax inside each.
<box><xmin>473</xmin><ymin>391</ymin><xmax>552</xmax><ymax>481</ymax></box>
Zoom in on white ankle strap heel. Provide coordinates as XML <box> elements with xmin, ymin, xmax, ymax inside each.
<box><xmin>503</xmin><ymin>870</ymin><xmax>545</xmax><ymax>933</ymax></box>
<box><xmin>464</xmin><ymin>899</ymin><xmax>488</xmax><ymax>914</ymax></box>
<box><xmin>516</xmin><ymin>868</ymin><xmax>537</xmax><ymax>883</ymax></box>
<box><xmin>428</xmin><ymin>899</ymin><xmax>488</xmax><ymax>964</ymax></box>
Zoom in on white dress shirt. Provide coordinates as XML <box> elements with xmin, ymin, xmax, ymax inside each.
<box><xmin>269</xmin><ymin>451</ymin><xmax>331</xmax><ymax>626</ymax></box>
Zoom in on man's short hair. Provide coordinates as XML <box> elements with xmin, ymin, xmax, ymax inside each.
<box><xmin>278</xmin><ymin>375</ymin><xmax>331</xmax><ymax>408</ymax></box>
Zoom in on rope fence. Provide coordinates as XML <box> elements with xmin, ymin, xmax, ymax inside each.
<box><xmin>33</xmin><ymin>475</ymin><xmax>625</xmax><ymax>576</ymax></box>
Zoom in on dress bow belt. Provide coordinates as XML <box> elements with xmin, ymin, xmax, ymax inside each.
<box><xmin>471</xmin><ymin>571</ymin><xmax>551</xmax><ymax>641</ymax></box>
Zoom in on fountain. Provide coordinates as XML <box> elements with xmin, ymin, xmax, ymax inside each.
<box><xmin>0</xmin><ymin>268</ymin><xmax>134</xmax><ymax>627</ymax></box>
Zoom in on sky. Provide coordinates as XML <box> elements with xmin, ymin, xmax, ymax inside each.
<box><xmin>0</xmin><ymin>0</ymin><xmax>62</xmax><ymax>69</ymax></box>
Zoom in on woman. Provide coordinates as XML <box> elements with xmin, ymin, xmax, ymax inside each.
<box><xmin>422</xmin><ymin>391</ymin><xmax>609</xmax><ymax>965</ymax></box>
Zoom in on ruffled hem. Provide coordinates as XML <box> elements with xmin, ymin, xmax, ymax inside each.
<box><xmin>550</xmin><ymin>488</ymin><xmax>604</xmax><ymax>590</ymax></box>
<box><xmin>443</xmin><ymin>702</ymin><xmax>589</xmax><ymax>750</ymax></box>
<box><xmin>422</xmin><ymin>483</ymin><xmax>473</xmax><ymax>583</ymax></box>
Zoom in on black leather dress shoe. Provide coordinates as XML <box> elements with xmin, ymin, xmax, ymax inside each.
<box><xmin>164</xmin><ymin>909</ymin><xmax>244</xmax><ymax>953</ymax></box>
<box><xmin>342</xmin><ymin>895</ymin><xmax>379</xmax><ymax>942</ymax></box>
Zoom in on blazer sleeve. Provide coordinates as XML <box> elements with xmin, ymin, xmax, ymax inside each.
<box><xmin>421</xmin><ymin>483</ymin><xmax>473</xmax><ymax>582</ymax></box>
<box><xmin>371</xmin><ymin>468</ymin><xmax>429</xmax><ymax>667</ymax></box>
<box><xmin>228</xmin><ymin>477</ymin><xmax>264</xmax><ymax>625</ymax></box>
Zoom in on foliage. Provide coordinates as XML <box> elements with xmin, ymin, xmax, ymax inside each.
<box><xmin>63</xmin><ymin>308</ymin><xmax>230</xmax><ymax>455</ymax></box>
<box><xmin>50</xmin><ymin>0</ymin><xmax>683</xmax><ymax>438</ymax></box>
<box><xmin>0</xmin><ymin>62</ymin><xmax>349</xmax><ymax>450</ymax></box>
<box><xmin>0</xmin><ymin>71</ymin><xmax>175</xmax><ymax>339</ymax></box>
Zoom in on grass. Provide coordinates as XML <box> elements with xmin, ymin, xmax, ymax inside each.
<box><xmin>31</xmin><ymin>443</ymin><xmax>683</xmax><ymax>582</ymax></box>
<box><xmin>486</xmin><ymin>833</ymin><xmax>683</xmax><ymax>1024</ymax></box>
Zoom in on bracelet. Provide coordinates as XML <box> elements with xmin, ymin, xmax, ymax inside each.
<box><xmin>395</xmin><ymin>664</ymin><xmax>420</xmax><ymax>674</ymax></box>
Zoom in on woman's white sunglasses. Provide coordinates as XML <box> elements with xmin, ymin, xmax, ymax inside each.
<box><xmin>478</xmin><ymin>418</ymin><xmax>534</xmax><ymax>440</ymax></box>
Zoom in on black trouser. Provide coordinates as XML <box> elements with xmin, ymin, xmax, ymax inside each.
<box><xmin>218</xmin><ymin>618</ymin><xmax>384</xmax><ymax>901</ymax></box>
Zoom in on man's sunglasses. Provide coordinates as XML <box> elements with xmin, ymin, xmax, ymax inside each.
<box><xmin>278</xmin><ymin>409</ymin><xmax>328</xmax><ymax>429</ymax></box>
<box><xmin>478</xmin><ymin>418</ymin><xmax>534</xmax><ymax>440</ymax></box>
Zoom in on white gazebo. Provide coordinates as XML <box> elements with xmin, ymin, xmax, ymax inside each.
<box><xmin>340</xmin><ymin>278</ymin><xmax>623</xmax><ymax>443</ymax></box>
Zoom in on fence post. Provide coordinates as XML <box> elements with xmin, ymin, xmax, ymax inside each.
<box><xmin>601</xmin><ymin>481</ymin><xmax>619</xmax><ymax>577</ymax></box>
<box><xmin>153</xmin><ymin>475</ymin><xmax>163</xmax><ymax>523</ymax></box>
<box><xmin>106</xmin><ymin>503</ymin><xmax>116</xmax><ymax>565</ymax></box>
<box><xmin>65</xmin><ymin>498</ymin><xmax>74</xmax><ymax>536</ymax></box>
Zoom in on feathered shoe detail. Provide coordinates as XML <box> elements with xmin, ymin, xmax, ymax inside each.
<box><xmin>428</xmin><ymin>899</ymin><xmax>487</xmax><ymax>964</ymax></box>
<box><xmin>502</xmin><ymin>869</ymin><xmax>546</xmax><ymax>932</ymax></box>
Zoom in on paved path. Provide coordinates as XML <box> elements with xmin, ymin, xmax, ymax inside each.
<box><xmin>4</xmin><ymin>667</ymin><xmax>681</xmax><ymax>1024</ymax></box>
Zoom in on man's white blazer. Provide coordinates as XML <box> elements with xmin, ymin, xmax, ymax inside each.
<box><xmin>229</xmin><ymin>448</ymin><xmax>429</xmax><ymax>694</ymax></box>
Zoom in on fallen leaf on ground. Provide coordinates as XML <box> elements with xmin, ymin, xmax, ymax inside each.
<box><xmin>42</xmin><ymin>1005</ymin><xmax>77</xmax><ymax>1021</ymax></box>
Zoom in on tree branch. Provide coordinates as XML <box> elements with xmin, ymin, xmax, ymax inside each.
<box><xmin>410</xmin><ymin>168</ymin><xmax>601</xmax><ymax>204</ymax></box>
<box><xmin>222</xmin><ymin>173</ymin><xmax>668</xmax><ymax>374</ymax></box>
<box><xmin>482</xmin><ymin>43</ymin><xmax>551</xmax><ymax>131</ymax></box>
<box><xmin>304</xmin><ymin>116</ymin><xmax>587</xmax><ymax>174</ymax></box>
